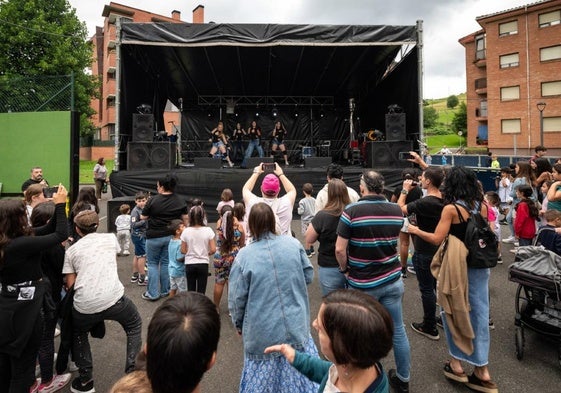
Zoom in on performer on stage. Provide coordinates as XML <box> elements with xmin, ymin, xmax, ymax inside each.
<box><xmin>231</xmin><ymin>122</ymin><xmax>246</xmax><ymax>164</ymax></box>
<box><xmin>270</xmin><ymin>121</ymin><xmax>289</xmax><ymax>166</ymax></box>
<box><xmin>241</xmin><ymin>120</ymin><xmax>264</xmax><ymax>168</ymax></box>
<box><xmin>209</xmin><ymin>121</ymin><xmax>234</xmax><ymax>168</ymax></box>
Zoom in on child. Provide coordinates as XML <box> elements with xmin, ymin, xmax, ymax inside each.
<box><xmin>130</xmin><ymin>192</ymin><xmax>148</xmax><ymax>285</ymax></box>
<box><xmin>213</xmin><ymin>205</ymin><xmax>245</xmax><ymax>311</ymax></box>
<box><xmin>490</xmin><ymin>155</ymin><xmax>500</xmax><ymax>169</ymax></box>
<box><xmin>514</xmin><ymin>185</ymin><xmax>539</xmax><ymax>246</ymax></box>
<box><xmin>297</xmin><ymin>183</ymin><xmax>316</xmax><ymax>257</ymax></box>
<box><xmin>485</xmin><ymin>191</ymin><xmax>502</xmax><ymax>263</ymax></box>
<box><xmin>539</xmin><ymin>180</ymin><xmax>554</xmax><ymax>226</ymax></box>
<box><xmin>115</xmin><ymin>204</ymin><xmax>131</xmax><ymax>256</ymax></box>
<box><xmin>216</xmin><ymin>188</ymin><xmax>235</xmax><ymax>215</ymax></box>
<box><xmin>496</xmin><ymin>167</ymin><xmax>512</xmax><ymax>224</ymax></box>
<box><xmin>233</xmin><ymin>202</ymin><xmax>247</xmax><ymax>238</ymax></box>
<box><xmin>537</xmin><ymin>210</ymin><xmax>561</xmax><ymax>255</ymax></box>
<box><xmin>180</xmin><ymin>205</ymin><xmax>216</xmax><ymax>294</ymax></box>
<box><xmin>168</xmin><ymin>219</ymin><xmax>187</xmax><ymax>297</ymax></box>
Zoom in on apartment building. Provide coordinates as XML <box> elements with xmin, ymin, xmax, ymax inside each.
<box><xmin>460</xmin><ymin>0</ymin><xmax>561</xmax><ymax>155</ymax></box>
<box><xmin>85</xmin><ymin>3</ymin><xmax>204</xmax><ymax>159</ymax></box>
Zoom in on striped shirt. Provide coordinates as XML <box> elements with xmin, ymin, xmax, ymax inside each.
<box><xmin>337</xmin><ymin>195</ymin><xmax>403</xmax><ymax>289</ymax></box>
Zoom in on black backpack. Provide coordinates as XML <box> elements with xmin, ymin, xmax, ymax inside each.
<box><xmin>454</xmin><ymin>204</ymin><xmax>499</xmax><ymax>269</ymax></box>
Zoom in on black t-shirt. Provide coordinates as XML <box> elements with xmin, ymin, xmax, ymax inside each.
<box><xmin>310</xmin><ymin>210</ymin><xmax>340</xmax><ymax>268</ymax></box>
<box><xmin>407</xmin><ymin>195</ymin><xmax>444</xmax><ymax>255</ymax></box>
<box><xmin>393</xmin><ymin>185</ymin><xmax>423</xmax><ymax>204</ymax></box>
<box><xmin>142</xmin><ymin>193</ymin><xmax>188</xmax><ymax>238</ymax></box>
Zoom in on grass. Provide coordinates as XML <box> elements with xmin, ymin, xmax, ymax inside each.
<box><xmin>80</xmin><ymin>160</ymin><xmax>114</xmax><ymax>184</ymax></box>
<box><xmin>425</xmin><ymin>134</ymin><xmax>466</xmax><ymax>153</ymax></box>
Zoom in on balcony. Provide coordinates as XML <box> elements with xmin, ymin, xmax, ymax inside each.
<box><xmin>474</xmin><ymin>49</ymin><xmax>486</xmax><ymax>67</ymax></box>
<box><xmin>475</xmin><ymin>78</ymin><xmax>487</xmax><ymax>95</ymax></box>
<box><xmin>475</xmin><ymin>107</ymin><xmax>488</xmax><ymax>120</ymax></box>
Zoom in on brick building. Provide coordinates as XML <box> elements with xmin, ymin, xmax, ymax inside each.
<box><xmin>460</xmin><ymin>0</ymin><xmax>561</xmax><ymax>156</ymax></box>
<box><xmin>84</xmin><ymin>2</ymin><xmax>204</xmax><ymax>160</ymax></box>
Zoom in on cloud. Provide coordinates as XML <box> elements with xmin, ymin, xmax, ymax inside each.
<box><xmin>68</xmin><ymin>0</ymin><xmax>530</xmax><ymax>98</ymax></box>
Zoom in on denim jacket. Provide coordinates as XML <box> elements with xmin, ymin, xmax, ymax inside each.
<box><xmin>228</xmin><ymin>232</ymin><xmax>314</xmax><ymax>360</ymax></box>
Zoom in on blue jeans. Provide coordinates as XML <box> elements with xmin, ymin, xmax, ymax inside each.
<box><xmin>441</xmin><ymin>268</ymin><xmax>490</xmax><ymax>366</ymax></box>
<box><xmin>146</xmin><ymin>235</ymin><xmax>171</xmax><ymax>299</ymax></box>
<box><xmin>519</xmin><ymin>238</ymin><xmax>533</xmax><ymax>246</ymax></box>
<box><xmin>412</xmin><ymin>252</ymin><xmax>437</xmax><ymax>329</ymax></box>
<box><xmin>318</xmin><ymin>266</ymin><xmax>347</xmax><ymax>296</ymax></box>
<box><xmin>506</xmin><ymin>206</ymin><xmax>514</xmax><ymax>238</ymax></box>
<box><xmin>242</xmin><ymin>140</ymin><xmax>264</xmax><ymax>167</ymax></box>
<box><xmin>361</xmin><ymin>279</ymin><xmax>410</xmax><ymax>382</ymax></box>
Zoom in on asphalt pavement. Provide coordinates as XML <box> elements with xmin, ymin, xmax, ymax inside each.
<box><xmin>53</xmin><ymin>191</ymin><xmax>560</xmax><ymax>392</ymax></box>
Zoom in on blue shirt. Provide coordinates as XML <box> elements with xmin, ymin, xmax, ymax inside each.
<box><xmin>168</xmin><ymin>238</ymin><xmax>185</xmax><ymax>277</ymax></box>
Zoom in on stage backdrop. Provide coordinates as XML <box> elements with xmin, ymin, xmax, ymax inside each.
<box><xmin>0</xmin><ymin>112</ymin><xmax>71</xmax><ymax>195</ymax></box>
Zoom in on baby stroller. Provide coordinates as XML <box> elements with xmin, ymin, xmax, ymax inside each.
<box><xmin>508</xmin><ymin>244</ymin><xmax>561</xmax><ymax>367</ymax></box>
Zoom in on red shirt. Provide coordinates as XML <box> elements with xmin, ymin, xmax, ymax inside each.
<box><xmin>514</xmin><ymin>201</ymin><xmax>536</xmax><ymax>239</ymax></box>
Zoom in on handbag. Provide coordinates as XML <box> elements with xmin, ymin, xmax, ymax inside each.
<box><xmin>102</xmin><ymin>182</ymin><xmax>108</xmax><ymax>194</ymax></box>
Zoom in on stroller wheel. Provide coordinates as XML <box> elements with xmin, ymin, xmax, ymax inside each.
<box><xmin>515</xmin><ymin>326</ymin><xmax>524</xmax><ymax>360</ymax></box>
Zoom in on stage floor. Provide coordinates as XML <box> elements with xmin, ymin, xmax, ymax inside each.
<box><xmin>109</xmin><ymin>164</ymin><xmax>404</xmax><ymax>222</ymax></box>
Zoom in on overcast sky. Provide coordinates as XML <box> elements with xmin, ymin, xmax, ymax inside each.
<box><xmin>68</xmin><ymin>0</ymin><xmax>531</xmax><ymax>99</ymax></box>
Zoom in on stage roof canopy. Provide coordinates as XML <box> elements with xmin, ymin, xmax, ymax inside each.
<box><xmin>118</xmin><ymin>22</ymin><xmax>421</xmax><ymax>136</ymax></box>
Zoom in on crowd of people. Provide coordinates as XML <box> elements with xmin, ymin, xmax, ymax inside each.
<box><xmin>4</xmin><ymin>149</ymin><xmax>561</xmax><ymax>393</ymax></box>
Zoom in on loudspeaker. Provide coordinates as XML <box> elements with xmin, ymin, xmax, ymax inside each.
<box><xmin>385</xmin><ymin>113</ymin><xmax>406</xmax><ymax>141</ymax></box>
<box><xmin>107</xmin><ymin>196</ymin><xmax>135</xmax><ymax>233</ymax></box>
<box><xmin>194</xmin><ymin>157</ymin><xmax>223</xmax><ymax>169</ymax></box>
<box><xmin>127</xmin><ymin>142</ymin><xmax>176</xmax><ymax>171</ymax></box>
<box><xmin>365</xmin><ymin>141</ymin><xmax>412</xmax><ymax>168</ymax></box>
<box><xmin>132</xmin><ymin>114</ymin><xmax>154</xmax><ymax>142</ymax></box>
<box><xmin>246</xmin><ymin>157</ymin><xmax>273</xmax><ymax>169</ymax></box>
<box><xmin>305</xmin><ymin>157</ymin><xmax>332</xmax><ymax>168</ymax></box>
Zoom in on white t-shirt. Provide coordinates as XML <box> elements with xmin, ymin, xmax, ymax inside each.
<box><xmin>315</xmin><ymin>183</ymin><xmax>360</xmax><ymax>211</ymax></box>
<box><xmin>245</xmin><ymin>194</ymin><xmax>294</xmax><ymax>236</ymax></box>
<box><xmin>63</xmin><ymin>233</ymin><xmax>124</xmax><ymax>314</ymax></box>
<box><xmin>180</xmin><ymin>226</ymin><xmax>215</xmax><ymax>265</ymax></box>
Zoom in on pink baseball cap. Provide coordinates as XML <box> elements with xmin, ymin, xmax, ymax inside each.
<box><xmin>261</xmin><ymin>174</ymin><xmax>280</xmax><ymax>196</ymax></box>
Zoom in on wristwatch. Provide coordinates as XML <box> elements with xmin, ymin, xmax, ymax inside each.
<box><xmin>401</xmin><ymin>189</ymin><xmax>408</xmax><ymax>195</ymax></box>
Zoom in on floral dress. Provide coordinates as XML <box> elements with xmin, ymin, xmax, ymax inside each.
<box><xmin>213</xmin><ymin>224</ymin><xmax>242</xmax><ymax>283</ymax></box>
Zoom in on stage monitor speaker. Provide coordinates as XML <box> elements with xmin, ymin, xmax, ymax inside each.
<box><xmin>132</xmin><ymin>114</ymin><xmax>154</xmax><ymax>142</ymax></box>
<box><xmin>194</xmin><ymin>157</ymin><xmax>223</xmax><ymax>169</ymax></box>
<box><xmin>127</xmin><ymin>142</ymin><xmax>176</xmax><ymax>171</ymax></box>
<box><xmin>305</xmin><ymin>157</ymin><xmax>332</xmax><ymax>168</ymax></box>
<box><xmin>365</xmin><ymin>141</ymin><xmax>412</xmax><ymax>168</ymax></box>
<box><xmin>246</xmin><ymin>157</ymin><xmax>273</xmax><ymax>169</ymax></box>
<box><xmin>107</xmin><ymin>196</ymin><xmax>135</xmax><ymax>233</ymax></box>
<box><xmin>385</xmin><ymin>113</ymin><xmax>406</xmax><ymax>141</ymax></box>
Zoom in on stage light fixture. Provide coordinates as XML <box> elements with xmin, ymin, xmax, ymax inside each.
<box><xmin>272</xmin><ymin>107</ymin><xmax>278</xmax><ymax>117</ymax></box>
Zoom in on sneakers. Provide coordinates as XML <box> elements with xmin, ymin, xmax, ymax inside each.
<box><xmin>30</xmin><ymin>378</ymin><xmax>40</xmax><ymax>393</ymax></box>
<box><xmin>122</xmin><ymin>251</ymin><xmax>130</xmax><ymax>256</ymax></box>
<box><xmin>407</xmin><ymin>266</ymin><xmax>416</xmax><ymax>275</ymax></box>
<box><xmin>38</xmin><ymin>373</ymin><xmax>71</xmax><ymax>393</ymax></box>
<box><xmin>489</xmin><ymin>319</ymin><xmax>495</xmax><ymax>330</ymax></box>
<box><xmin>306</xmin><ymin>249</ymin><xmax>313</xmax><ymax>258</ymax></box>
<box><xmin>70</xmin><ymin>377</ymin><xmax>95</xmax><ymax>393</ymax></box>
<box><xmin>502</xmin><ymin>236</ymin><xmax>516</xmax><ymax>244</ymax></box>
<box><xmin>137</xmin><ymin>275</ymin><xmax>147</xmax><ymax>286</ymax></box>
<box><xmin>497</xmin><ymin>255</ymin><xmax>503</xmax><ymax>264</ymax></box>
<box><xmin>130</xmin><ymin>272</ymin><xmax>139</xmax><ymax>283</ymax></box>
<box><xmin>436</xmin><ymin>315</ymin><xmax>443</xmax><ymax>328</ymax></box>
<box><xmin>388</xmin><ymin>369</ymin><xmax>409</xmax><ymax>393</ymax></box>
<box><xmin>141</xmin><ymin>292</ymin><xmax>158</xmax><ymax>301</ymax></box>
<box><xmin>410</xmin><ymin>322</ymin><xmax>440</xmax><ymax>340</ymax></box>
<box><xmin>401</xmin><ymin>266</ymin><xmax>407</xmax><ymax>278</ymax></box>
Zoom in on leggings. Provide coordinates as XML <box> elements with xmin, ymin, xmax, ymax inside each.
<box><xmin>185</xmin><ymin>263</ymin><xmax>209</xmax><ymax>294</ymax></box>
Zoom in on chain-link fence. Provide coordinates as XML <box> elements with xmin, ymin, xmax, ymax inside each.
<box><xmin>0</xmin><ymin>74</ymin><xmax>73</xmax><ymax>113</ymax></box>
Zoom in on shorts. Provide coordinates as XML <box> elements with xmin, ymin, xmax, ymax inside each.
<box><xmin>301</xmin><ymin>221</ymin><xmax>310</xmax><ymax>236</ymax></box>
<box><xmin>400</xmin><ymin>217</ymin><xmax>410</xmax><ymax>233</ymax></box>
<box><xmin>213</xmin><ymin>141</ymin><xmax>225</xmax><ymax>148</ymax></box>
<box><xmin>170</xmin><ymin>275</ymin><xmax>187</xmax><ymax>292</ymax></box>
<box><xmin>131</xmin><ymin>234</ymin><xmax>146</xmax><ymax>257</ymax></box>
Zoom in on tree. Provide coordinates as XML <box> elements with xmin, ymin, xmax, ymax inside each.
<box><xmin>0</xmin><ymin>0</ymin><xmax>99</xmax><ymax>136</ymax></box>
<box><xmin>452</xmin><ymin>101</ymin><xmax>467</xmax><ymax>135</ymax></box>
<box><xmin>446</xmin><ymin>94</ymin><xmax>459</xmax><ymax>109</ymax></box>
<box><xmin>423</xmin><ymin>106</ymin><xmax>438</xmax><ymax>128</ymax></box>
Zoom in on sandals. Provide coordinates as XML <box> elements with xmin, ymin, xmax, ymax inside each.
<box><xmin>465</xmin><ymin>373</ymin><xmax>498</xmax><ymax>393</ymax></box>
<box><xmin>443</xmin><ymin>361</ymin><xmax>468</xmax><ymax>383</ymax></box>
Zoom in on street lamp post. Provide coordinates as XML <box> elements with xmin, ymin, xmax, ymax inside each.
<box><xmin>537</xmin><ymin>102</ymin><xmax>546</xmax><ymax>147</ymax></box>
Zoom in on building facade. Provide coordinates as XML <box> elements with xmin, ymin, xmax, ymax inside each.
<box><xmin>460</xmin><ymin>0</ymin><xmax>561</xmax><ymax>156</ymax></box>
<box><xmin>84</xmin><ymin>2</ymin><xmax>204</xmax><ymax>159</ymax></box>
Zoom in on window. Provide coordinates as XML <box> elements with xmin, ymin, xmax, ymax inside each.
<box><xmin>501</xmin><ymin>119</ymin><xmax>521</xmax><ymax>134</ymax></box>
<box><xmin>475</xmin><ymin>34</ymin><xmax>486</xmax><ymax>60</ymax></box>
<box><xmin>542</xmin><ymin>81</ymin><xmax>561</xmax><ymax>96</ymax></box>
<box><xmin>539</xmin><ymin>10</ymin><xmax>561</xmax><ymax>27</ymax></box>
<box><xmin>544</xmin><ymin>117</ymin><xmax>561</xmax><ymax>133</ymax></box>
<box><xmin>500</xmin><ymin>53</ymin><xmax>519</xmax><ymax>68</ymax></box>
<box><xmin>475</xmin><ymin>78</ymin><xmax>487</xmax><ymax>89</ymax></box>
<box><xmin>540</xmin><ymin>45</ymin><xmax>561</xmax><ymax>62</ymax></box>
<box><xmin>499</xmin><ymin>20</ymin><xmax>518</xmax><ymax>36</ymax></box>
<box><xmin>501</xmin><ymin>86</ymin><xmax>520</xmax><ymax>101</ymax></box>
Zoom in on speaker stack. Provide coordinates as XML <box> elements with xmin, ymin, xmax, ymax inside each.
<box><xmin>127</xmin><ymin>142</ymin><xmax>176</xmax><ymax>170</ymax></box>
<box><xmin>132</xmin><ymin>114</ymin><xmax>154</xmax><ymax>142</ymax></box>
<box><xmin>364</xmin><ymin>110</ymin><xmax>410</xmax><ymax>168</ymax></box>
<box><xmin>107</xmin><ymin>196</ymin><xmax>135</xmax><ymax>233</ymax></box>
